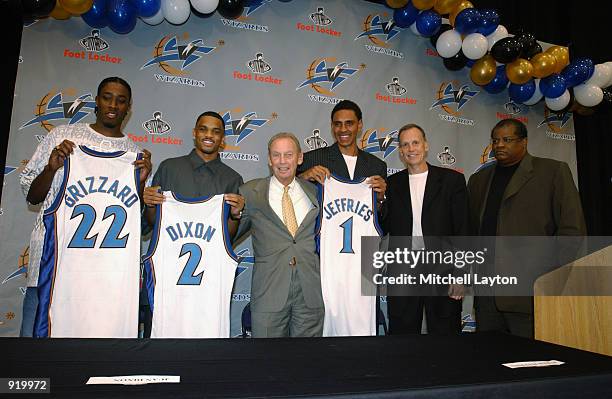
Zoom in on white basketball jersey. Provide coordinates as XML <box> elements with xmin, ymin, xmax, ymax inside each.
<box><xmin>34</xmin><ymin>145</ymin><xmax>142</xmax><ymax>338</ymax></box>
<box><xmin>143</xmin><ymin>193</ymin><xmax>238</xmax><ymax>338</ymax></box>
<box><xmin>318</xmin><ymin>175</ymin><xmax>382</xmax><ymax>337</ymax></box>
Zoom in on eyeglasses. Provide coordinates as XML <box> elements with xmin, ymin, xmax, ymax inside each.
<box><xmin>491</xmin><ymin>136</ymin><xmax>524</xmax><ymax>145</ymax></box>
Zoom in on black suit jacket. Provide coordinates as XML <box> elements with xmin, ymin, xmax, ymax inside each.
<box><xmin>298</xmin><ymin>143</ymin><xmax>387</xmax><ymax>179</ymax></box>
<box><xmin>382</xmin><ymin>165</ymin><xmax>469</xmax><ymax>293</ymax></box>
<box><xmin>382</xmin><ymin>164</ymin><xmax>469</xmax><ymax>237</ymax></box>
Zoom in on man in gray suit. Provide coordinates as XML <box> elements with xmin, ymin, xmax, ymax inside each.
<box><xmin>237</xmin><ymin>132</ymin><xmax>323</xmax><ymax>337</ymax></box>
<box><xmin>468</xmin><ymin>118</ymin><xmax>586</xmax><ymax>338</ymax></box>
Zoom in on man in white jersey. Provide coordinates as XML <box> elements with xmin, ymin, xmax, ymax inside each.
<box><xmin>318</xmin><ymin>175</ymin><xmax>383</xmax><ymax>336</ymax></box>
<box><xmin>19</xmin><ymin>77</ymin><xmax>152</xmax><ymax>337</ymax></box>
<box><xmin>143</xmin><ymin>193</ymin><xmax>238</xmax><ymax>338</ymax></box>
<box><xmin>382</xmin><ymin>124</ymin><xmax>469</xmax><ymax>335</ymax></box>
<box><xmin>34</xmin><ymin>145</ymin><xmax>143</xmax><ymax>337</ymax></box>
<box><xmin>298</xmin><ymin>100</ymin><xmax>388</xmax><ymax>333</ymax></box>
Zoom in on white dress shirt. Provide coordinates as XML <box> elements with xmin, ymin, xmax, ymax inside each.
<box><xmin>268</xmin><ymin>175</ymin><xmax>313</xmax><ymax>228</ymax></box>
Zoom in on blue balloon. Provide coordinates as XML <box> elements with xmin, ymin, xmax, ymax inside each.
<box><xmin>107</xmin><ymin>0</ymin><xmax>137</xmax><ymax>34</ymax></box>
<box><xmin>129</xmin><ymin>0</ymin><xmax>160</xmax><ymax>18</ymax></box>
<box><xmin>393</xmin><ymin>2</ymin><xmax>419</xmax><ymax>28</ymax></box>
<box><xmin>539</xmin><ymin>74</ymin><xmax>567</xmax><ymax>98</ymax></box>
<box><xmin>509</xmin><ymin>80</ymin><xmax>536</xmax><ymax>103</ymax></box>
<box><xmin>483</xmin><ymin>65</ymin><xmax>509</xmax><ymax>94</ymax></box>
<box><xmin>82</xmin><ymin>0</ymin><xmax>109</xmax><ymax>28</ymax></box>
<box><xmin>415</xmin><ymin>10</ymin><xmax>441</xmax><ymax>37</ymax></box>
<box><xmin>561</xmin><ymin>58</ymin><xmax>595</xmax><ymax>88</ymax></box>
<box><xmin>477</xmin><ymin>9</ymin><xmax>499</xmax><ymax>36</ymax></box>
<box><xmin>465</xmin><ymin>59</ymin><xmax>476</xmax><ymax>69</ymax></box>
<box><xmin>454</xmin><ymin>8</ymin><xmax>482</xmax><ymax>35</ymax></box>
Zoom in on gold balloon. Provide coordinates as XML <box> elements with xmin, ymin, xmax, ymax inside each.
<box><xmin>506</xmin><ymin>58</ymin><xmax>534</xmax><ymax>84</ymax></box>
<box><xmin>434</xmin><ymin>0</ymin><xmax>461</xmax><ymax>15</ymax></box>
<box><xmin>449</xmin><ymin>0</ymin><xmax>473</xmax><ymax>26</ymax></box>
<box><xmin>546</xmin><ymin>45</ymin><xmax>570</xmax><ymax>74</ymax></box>
<box><xmin>530</xmin><ymin>52</ymin><xmax>557</xmax><ymax>78</ymax></box>
<box><xmin>58</xmin><ymin>0</ymin><xmax>93</xmax><ymax>15</ymax></box>
<box><xmin>470</xmin><ymin>55</ymin><xmax>497</xmax><ymax>86</ymax></box>
<box><xmin>50</xmin><ymin>0</ymin><xmax>71</xmax><ymax>20</ymax></box>
<box><xmin>386</xmin><ymin>0</ymin><xmax>410</xmax><ymax>8</ymax></box>
<box><xmin>412</xmin><ymin>0</ymin><xmax>436</xmax><ymax>11</ymax></box>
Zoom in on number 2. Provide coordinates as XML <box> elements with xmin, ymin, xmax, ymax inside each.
<box><xmin>177</xmin><ymin>243</ymin><xmax>204</xmax><ymax>285</ymax></box>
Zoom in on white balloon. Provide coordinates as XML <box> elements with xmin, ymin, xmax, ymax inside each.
<box><xmin>436</xmin><ymin>29</ymin><xmax>462</xmax><ymax>58</ymax></box>
<box><xmin>486</xmin><ymin>24</ymin><xmax>508</xmax><ymax>51</ymax></box>
<box><xmin>585</xmin><ymin>63</ymin><xmax>611</xmax><ymax>88</ymax></box>
<box><xmin>545</xmin><ymin>89</ymin><xmax>570</xmax><ymax>111</ymax></box>
<box><xmin>141</xmin><ymin>8</ymin><xmax>164</xmax><ymax>25</ymax></box>
<box><xmin>524</xmin><ymin>78</ymin><xmax>543</xmax><ymax>106</ymax></box>
<box><xmin>409</xmin><ymin>22</ymin><xmax>420</xmax><ymax>35</ymax></box>
<box><xmin>190</xmin><ymin>0</ymin><xmax>218</xmax><ymax>14</ymax></box>
<box><xmin>162</xmin><ymin>0</ymin><xmax>191</xmax><ymax>25</ymax></box>
<box><xmin>574</xmin><ymin>83</ymin><xmax>604</xmax><ymax>107</ymax></box>
<box><xmin>462</xmin><ymin>33</ymin><xmax>488</xmax><ymax>60</ymax></box>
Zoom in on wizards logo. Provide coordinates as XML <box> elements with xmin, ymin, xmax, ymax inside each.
<box><xmin>141</xmin><ymin>35</ymin><xmax>216</xmax><ymax>76</ymax></box>
<box><xmin>296</xmin><ymin>58</ymin><xmax>362</xmax><ymax>96</ymax></box>
<box><xmin>235</xmin><ymin>248</ymin><xmax>254</xmax><ymax>278</ymax></box>
<box><xmin>243</xmin><ymin>0</ymin><xmax>271</xmax><ymax>17</ymax></box>
<box><xmin>538</xmin><ymin>109</ymin><xmax>573</xmax><ymax>134</ymax></box>
<box><xmin>474</xmin><ymin>144</ymin><xmax>496</xmax><ymax>173</ymax></box>
<box><xmin>4</xmin><ymin>166</ymin><xmax>17</xmax><ymax>177</ymax></box>
<box><xmin>431</xmin><ymin>82</ymin><xmax>479</xmax><ymax>115</ymax></box>
<box><xmin>359</xmin><ymin>129</ymin><xmax>398</xmax><ymax>159</ymax></box>
<box><xmin>222</xmin><ymin>109</ymin><xmax>269</xmax><ymax>146</ymax></box>
<box><xmin>1</xmin><ymin>246</ymin><xmax>29</xmax><ymax>295</ymax></box>
<box><xmin>20</xmin><ymin>89</ymin><xmax>96</xmax><ymax>132</ymax></box>
<box><xmin>355</xmin><ymin>14</ymin><xmax>402</xmax><ymax>47</ymax></box>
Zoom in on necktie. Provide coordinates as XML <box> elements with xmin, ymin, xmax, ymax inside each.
<box><xmin>282</xmin><ymin>185</ymin><xmax>298</xmax><ymax>237</ymax></box>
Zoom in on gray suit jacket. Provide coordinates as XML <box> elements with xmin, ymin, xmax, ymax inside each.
<box><xmin>238</xmin><ymin>177</ymin><xmax>323</xmax><ymax>313</ymax></box>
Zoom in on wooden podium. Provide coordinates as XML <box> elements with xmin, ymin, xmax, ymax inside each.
<box><xmin>534</xmin><ymin>244</ymin><xmax>612</xmax><ymax>356</ymax></box>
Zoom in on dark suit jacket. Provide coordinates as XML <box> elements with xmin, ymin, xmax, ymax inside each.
<box><xmin>238</xmin><ymin>177</ymin><xmax>323</xmax><ymax>313</ymax></box>
<box><xmin>467</xmin><ymin>153</ymin><xmax>586</xmax><ymax>313</ymax></box>
<box><xmin>298</xmin><ymin>143</ymin><xmax>388</xmax><ymax>179</ymax></box>
<box><xmin>467</xmin><ymin>153</ymin><xmax>586</xmax><ymax>236</ymax></box>
<box><xmin>383</xmin><ymin>164</ymin><xmax>469</xmax><ymax>237</ymax></box>
<box><xmin>382</xmin><ymin>165</ymin><xmax>470</xmax><ymax>297</ymax></box>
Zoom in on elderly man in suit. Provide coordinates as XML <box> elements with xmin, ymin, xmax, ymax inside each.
<box><xmin>382</xmin><ymin>124</ymin><xmax>469</xmax><ymax>335</ymax></box>
<box><xmin>237</xmin><ymin>132</ymin><xmax>323</xmax><ymax>338</ymax></box>
<box><xmin>467</xmin><ymin>118</ymin><xmax>586</xmax><ymax>338</ymax></box>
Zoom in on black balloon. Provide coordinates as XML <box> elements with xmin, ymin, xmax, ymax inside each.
<box><xmin>516</xmin><ymin>32</ymin><xmax>536</xmax><ymax>50</ymax></box>
<box><xmin>516</xmin><ymin>32</ymin><xmax>541</xmax><ymax>59</ymax></box>
<box><xmin>443</xmin><ymin>50</ymin><xmax>468</xmax><ymax>71</ymax></box>
<box><xmin>217</xmin><ymin>0</ymin><xmax>245</xmax><ymax>19</ymax></box>
<box><xmin>430</xmin><ymin>23</ymin><xmax>452</xmax><ymax>49</ymax></box>
<box><xmin>603</xmin><ymin>88</ymin><xmax>612</xmax><ymax>103</ymax></box>
<box><xmin>21</xmin><ymin>0</ymin><xmax>55</xmax><ymax>18</ymax></box>
<box><xmin>490</xmin><ymin>37</ymin><xmax>522</xmax><ymax>64</ymax></box>
<box><xmin>522</xmin><ymin>42</ymin><xmax>542</xmax><ymax>60</ymax></box>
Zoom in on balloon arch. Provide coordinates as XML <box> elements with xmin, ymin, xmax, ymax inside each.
<box><xmin>21</xmin><ymin>0</ymin><xmax>612</xmax><ymax>114</ymax></box>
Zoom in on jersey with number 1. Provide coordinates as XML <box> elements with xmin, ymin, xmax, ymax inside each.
<box><xmin>318</xmin><ymin>175</ymin><xmax>382</xmax><ymax>336</ymax></box>
<box><xmin>34</xmin><ymin>145</ymin><xmax>142</xmax><ymax>338</ymax></box>
<box><xmin>142</xmin><ymin>193</ymin><xmax>238</xmax><ymax>338</ymax></box>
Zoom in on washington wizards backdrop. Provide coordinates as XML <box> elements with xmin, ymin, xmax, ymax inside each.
<box><xmin>1</xmin><ymin>0</ymin><xmax>578</xmax><ymax>337</ymax></box>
